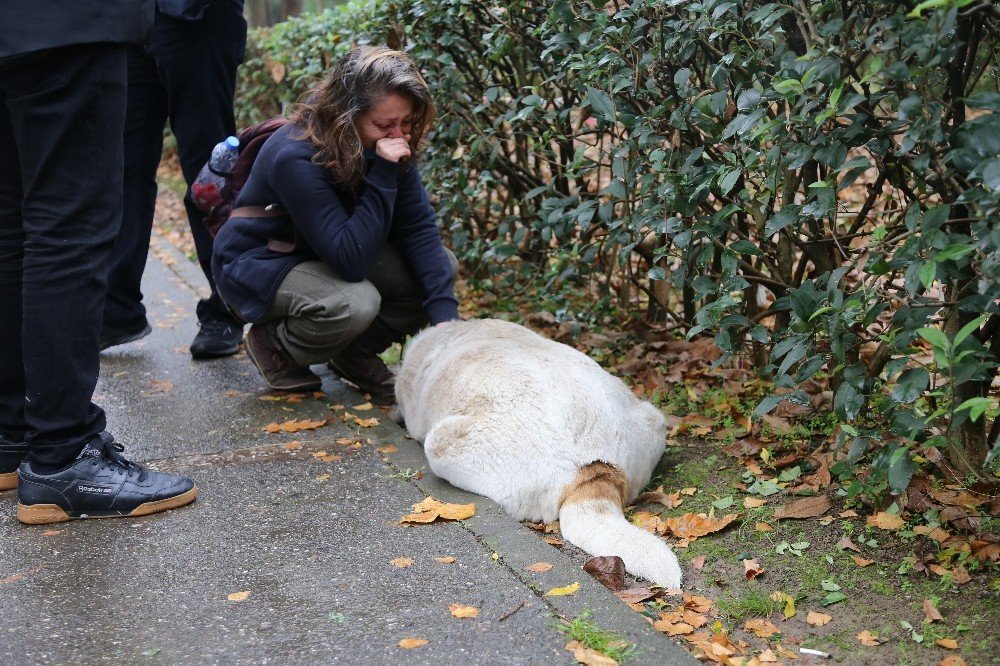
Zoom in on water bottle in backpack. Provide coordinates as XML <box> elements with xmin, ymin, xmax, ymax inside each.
<box><xmin>191</xmin><ymin>136</ymin><xmax>239</xmax><ymax>211</ymax></box>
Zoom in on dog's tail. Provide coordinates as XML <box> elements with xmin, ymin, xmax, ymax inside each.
<box><xmin>558</xmin><ymin>462</ymin><xmax>682</xmax><ymax>589</ymax></box>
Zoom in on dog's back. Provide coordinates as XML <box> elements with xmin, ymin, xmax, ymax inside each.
<box><xmin>395</xmin><ymin>319</ymin><xmax>681</xmax><ymax>588</ymax></box>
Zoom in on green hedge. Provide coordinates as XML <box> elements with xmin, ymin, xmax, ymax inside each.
<box><xmin>235</xmin><ymin>0</ymin><xmax>1000</xmax><ymax>492</ymax></box>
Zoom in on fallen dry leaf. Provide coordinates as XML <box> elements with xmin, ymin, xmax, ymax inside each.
<box><xmin>852</xmin><ymin>556</ymin><xmax>875</xmax><ymax>567</ymax></box>
<box><xmin>774</xmin><ymin>495</ymin><xmax>832</xmax><ymax>520</ymax></box>
<box><xmin>692</xmin><ymin>555</ymin><xmax>706</xmax><ymax>570</ymax></box>
<box><xmin>227</xmin><ymin>591</ymin><xmax>250</xmax><ymax>602</ymax></box>
<box><xmin>583</xmin><ymin>555</ymin><xmax>626</xmax><ymax>592</ymax></box>
<box><xmin>435</xmin><ymin>556</ymin><xmax>456</xmax><ymax>564</ymax></box>
<box><xmin>542</xmin><ymin>536</ymin><xmax>564</xmax><ymax>546</ymax></box>
<box><xmin>354</xmin><ymin>417</ymin><xmax>379</xmax><ymax>428</ymax></box>
<box><xmin>284</xmin><ymin>441</ymin><xmax>302</xmax><ymax>450</ymax></box>
<box><xmin>839</xmin><ymin>509</ymin><xmax>859</xmax><ymax>518</ymax></box>
<box><xmin>924</xmin><ymin>599</ymin><xmax>944</xmax><ymax>623</ymax></box>
<box><xmin>939</xmin><ymin>656</ymin><xmax>967</xmax><ymax>666</ymax></box>
<box><xmin>263</xmin><ymin>418</ymin><xmax>328</xmax><ymax>434</ymax></box>
<box><xmin>661</xmin><ymin>512</ymin><xmax>739</xmax><ymax>539</ymax></box>
<box><xmin>755</xmin><ymin>522</ymin><xmax>774</xmax><ymax>532</ymax></box>
<box><xmin>744</xmin><ymin>618</ymin><xmax>780</xmax><ymax>639</ymax></box>
<box><xmin>391</xmin><ymin>557</ymin><xmax>413</xmax><ymax>569</ymax></box>
<box><xmin>448</xmin><ymin>603</ymin><xmax>479</xmax><ymax>619</ymax></box>
<box><xmin>635</xmin><ymin>488</ymin><xmax>683</xmax><ymax>509</ymax></box>
<box><xmin>770</xmin><ymin>591</ymin><xmax>796</xmax><ymax>619</ymax></box>
<box><xmin>398</xmin><ymin>638</ymin><xmax>428</xmax><ymax>649</ymax></box>
<box><xmin>525</xmin><ymin>561</ymin><xmax>553</xmax><ymax>573</ymax></box>
<box><xmin>565</xmin><ymin>640</ymin><xmax>619</xmax><ymax>666</ymax></box>
<box><xmin>684</xmin><ymin>594</ymin><xmax>715</xmax><ymax>614</ymax></box>
<box><xmin>544</xmin><ymin>582</ymin><xmax>580</xmax><ymax>596</ymax></box>
<box><xmin>680</xmin><ymin>487</ymin><xmax>698</xmax><ymax>496</ymax></box>
<box><xmin>42</xmin><ymin>530</ymin><xmax>62</xmax><ymax>536</ymax></box>
<box><xmin>951</xmin><ymin>565</ymin><xmax>971</xmax><ymax>585</ymax></box>
<box><xmin>936</xmin><ymin>638</ymin><xmax>958</xmax><ymax>650</ymax></box>
<box><xmin>758</xmin><ymin>648</ymin><xmax>779</xmax><ymax>663</ymax></box>
<box><xmin>743</xmin><ymin>558</ymin><xmax>765</xmax><ymax>580</ymax></box>
<box><xmin>867</xmin><ymin>511</ymin><xmax>905</xmax><ymax>530</ymax></box>
<box><xmin>837</xmin><ymin>535</ymin><xmax>862</xmax><ymax>552</ymax></box>
<box><xmin>615</xmin><ymin>587</ymin><xmax>665</xmax><ymax>604</ymax></box>
<box><xmin>315</xmin><ymin>474</ymin><xmax>330</xmax><ymax>481</ymax></box>
<box><xmin>743</xmin><ymin>497</ymin><xmax>768</xmax><ymax>508</ymax></box>
<box><xmin>353</xmin><ymin>402</ymin><xmax>374</xmax><ymax>411</ymax></box>
<box><xmin>376</xmin><ymin>445</ymin><xmax>398</xmax><ymax>454</ymax></box>
<box><xmin>401</xmin><ymin>497</ymin><xmax>475</xmax><ymax>523</ymax></box>
<box><xmin>856</xmin><ymin>630</ymin><xmax>881</xmax><ymax>646</ymax></box>
<box><xmin>807</xmin><ymin>611</ymin><xmax>832</xmax><ymax>627</ymax></box>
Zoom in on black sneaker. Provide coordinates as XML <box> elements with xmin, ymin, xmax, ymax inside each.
<box><xmin>100</xmin><ymin>321</ymin><xmax>153</xmax><ymax>351</ymax></box>
<box><xmin>190</xmin><ymin>317</ymin><xmax>243</xmax><ymax>359</ymax></box>
<box><xmin>16</xmin><ymin>433</ymin><xmax>197</xmax><ymax>525</ymax></box>
<box><xmin>327</xmin><ymin>351</ymin><xmax>395</xmax><ymax>399</ymax></box>
<box><xmin>0</xmin><ymin>437</ymin><xmax>27</xmax><ymax>491</ymax></box>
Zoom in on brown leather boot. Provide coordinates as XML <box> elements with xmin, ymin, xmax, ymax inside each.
<box><xmin>327</xmin><ymin>351</ymin><xmax>395</xmax><ymax>399</ymax></box>
<box><xmin>245</xmin><ymin>324</ymin><xmax>322</xmax><ymax>392</ymax></box>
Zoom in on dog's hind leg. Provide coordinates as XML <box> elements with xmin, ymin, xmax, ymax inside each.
<box><xmin>422</xmin><ymin>414</ymin><xmax>508</xmax><ymax>505</ymax></box>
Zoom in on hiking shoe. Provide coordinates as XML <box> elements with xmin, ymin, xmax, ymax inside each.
<box><xmin>191</xmin><ymin>316</ymin><xmax>243</xmax><ymax>359</ymax></box>
<box><xmin>99</xmin><ymin>320</ymin><xmax>152</xmax><ymax>351</ymax></box>
<box><xmin>16</xmin><ymin>433</ymin><xmax>197</xmax><ymax>525</ymax></box>
<box><xmin>245</xmin><ymin>324</ymin><xmax>322</xmax><ymax>392</ymax></box>
<box><xmin>0</xmin><ymin>437</ymin><xmax>27</xmax><ymax>491</ymax></box>
<box><xmin>327</xmin><ymin>351</ymin><xmax>395</xmax><ymax>399</ymax></box>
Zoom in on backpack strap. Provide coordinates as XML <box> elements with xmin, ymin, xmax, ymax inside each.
<box><xmin>229</xmin><ymin>204</ymin><xmax>305</xmax><ymax>255</ymax></box>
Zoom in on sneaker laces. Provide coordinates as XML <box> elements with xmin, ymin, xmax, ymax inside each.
<box><xmin>94</xmin><ymin>433</ymin><xmax>146</xmax><ymax>481</ymax></box>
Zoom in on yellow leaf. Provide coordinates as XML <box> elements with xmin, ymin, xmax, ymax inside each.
<box><xmin>807</xmin><ymin>611</ymin><xmax>832</xmax><ymax>627</ymax></box>
<box><xmin>227</xmin><ymin>591</ymin><xmax>250</xmax><ymax>602</ymax></box>
<box><xmin>448</xmin><ymin>603</ymin><xmax>480</xmax><ymax>618</ymax></box>
<box><xmin>391</xmin><ymin>557</ymin><xmax>413</xmax><ymax>569</ymax></box>
<box><xmin>866</xmin><ymin>511</ymin><xmax>905</xmax><ymax>530</ymax></box>
<box><xmin>354</xmin><ymin>417</ymin><xmax>380</xmax><ymax>427</ymax></box>
<box><xmin>744</xmin><ymin>618</ymin><xmax>780</xmax><ymax>639</ymax></box>
<box><xmin>353</xmin><ymin>402</ymin><xmax>374</xmax><ymax>411</ymax></box>
<box><xmin>315</xmin><ymin>474</ymin><xmax>330</xmax><ymax>481</ymax></box>
<box><xmin>565</xmin><ymin>640</ymin><xmax>619</xmax><ymax>666</ymax></box>
<box><xmin>769</xmin><ymin>591</ymin><xmax>796</xmax><ymax>619</ymax></box>
<box><xmin>743</xmin><ymin>497</ymin><xmax>767</xmax><ymax>508</ymax></box>
<box><xmin>680</xmin><ymin>487</ymin><xmax>698</xmax><ymax>496</ymax></box>
<box><xmin>935</xmin><ymin>638</ymin><xmax>958</xmax><ymax>650</ymax></box>
<box><xmin>435</xmin><ymin>556</ymin><xmax>456</xmax><ymax>564</ymax></box>
<box><xmin>398</xmin><ymin>638</ymin><xmax>428</xmax><ymax>649</ymax></box>
<box><xmin>401</xmin><ymin>497</ymin><xmax>476</xmax><ymax>523</ymax></box>
<box><xmin>856</xmin><ymin>630</ymin><xmax>880</xmax><ymax>646</ymax></box>
<box><xmin>544</xmin><ymin>582</ymin><xmax>580</xmax><ymax>596</ymax></box>
<box><xmin>525</xmin><ymin>562</ymin><xmax>553</xmax><ymax>572</ymax></box>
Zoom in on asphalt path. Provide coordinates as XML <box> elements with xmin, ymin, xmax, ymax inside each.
<box><xmin>0</xmin><ymin>232</ymin><xmax>693</xmax><ymax>665</ymax></box>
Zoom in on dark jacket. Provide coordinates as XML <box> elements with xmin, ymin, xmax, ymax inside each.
<box><xmin>212</xmin><ymin>122</ymin><xmax>459</xmax><ymax>324</ymax></box>
<box><xmin>0</xmin><ymin>1</ymin><xmax>155</xmax><ymax>60</ymax></box>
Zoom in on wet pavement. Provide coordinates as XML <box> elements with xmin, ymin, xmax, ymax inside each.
<box><xmin>0</xmin><ymin>232</ymin><xmax>694</xmax><ymax>664</ymax></box>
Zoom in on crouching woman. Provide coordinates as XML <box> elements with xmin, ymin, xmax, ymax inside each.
<box><xmin>212</xmin><ymin>46</ymin><xmax>458</xmax><ymax>398</ymax></box>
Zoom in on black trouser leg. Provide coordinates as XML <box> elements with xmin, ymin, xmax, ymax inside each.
<box><xmin>102</xmin><ymin>46</ymin><xmax>168</xmax><ymax>333</ymax></box>
<box><xmin>0</xmin><ymin>44</ymin><xmax>127</xmax><ymax>466</ymax></box>
<box><xmin>156</xmin><ymin>2</ymin><xmax>246</xmax><ymax>324</ymax></box>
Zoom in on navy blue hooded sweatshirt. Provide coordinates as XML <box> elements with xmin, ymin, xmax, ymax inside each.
<box><xmin>212</xmin><ymin>122</ymin><xmax>458</xmax><ymax>324</ymax></box>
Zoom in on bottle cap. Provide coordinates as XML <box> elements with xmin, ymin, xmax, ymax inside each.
<box><xmin>225</xmin><ymin>136</ymin><xmax>240</xmax><ymax>150</ymax></box>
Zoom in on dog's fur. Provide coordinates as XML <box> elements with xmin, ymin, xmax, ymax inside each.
<box><xmin>395</xmin><ymin>318</ymin><xmax>682</xmax><ymax>588</ymax></box>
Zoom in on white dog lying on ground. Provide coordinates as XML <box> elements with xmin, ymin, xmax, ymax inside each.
<box><xmin>394</xmin><ymin>318</ymin><xmax>682</xmax><ymax>589</ymax></box>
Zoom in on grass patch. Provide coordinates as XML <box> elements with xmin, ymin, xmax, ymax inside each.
<box><xmin>554</xmin><ymin>611</ymin><xmax>635</xmax><ymax>663</ymax></box>
<box><xmin>716</xmin><ymin>584</ymin><xmax>780</xmax><ymax>620</ymax></box>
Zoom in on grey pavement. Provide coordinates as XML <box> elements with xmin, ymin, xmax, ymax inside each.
<box><xmin>0</xmin><ymin>233</ymin><xmax>694</xmax><ymax>665</ymax></box>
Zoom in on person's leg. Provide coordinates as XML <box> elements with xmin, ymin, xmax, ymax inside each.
<box><xmin>100</xmin><ymin>45</ymin><xmax>168</xmax><ymax>346</ymax></box>
<box><xmin>244</xmin><ymin>261</ymin><xmax>381</xmax><ymax>391</ymax></box>
<box><xmin>155</xmin><ymin>3</ymin><xmax>247</xmax><ymax>357</ymax></box>
<box><xmin>328</xmin><ymin>245</ymin><xmax>458</xmax><ymax>398</ymax></box>
<box><xmin>4</xmin><ymin>44</ymin><xmax>197</xmax><ymax>524</ymax></box>
<box><xmin>0</xmin><ymin>83</ymin><xmax>28</xmax><ymax>489</ymax></box>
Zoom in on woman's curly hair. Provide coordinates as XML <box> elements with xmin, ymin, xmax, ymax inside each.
<box><xmin>289</xmin><ymin>46</ymin><xmax>436</xmax><ymax>187</ymax></box>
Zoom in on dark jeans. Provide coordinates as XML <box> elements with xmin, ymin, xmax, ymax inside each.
<box><xmin>103</xmin><ymin>1</ymin><xmax>247</xmax><ymax>333</ymax></box>
<box><xmin>0</xmin><ymin>44</ymin><xmax>127</xmax><ymax>466</ymax></box>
